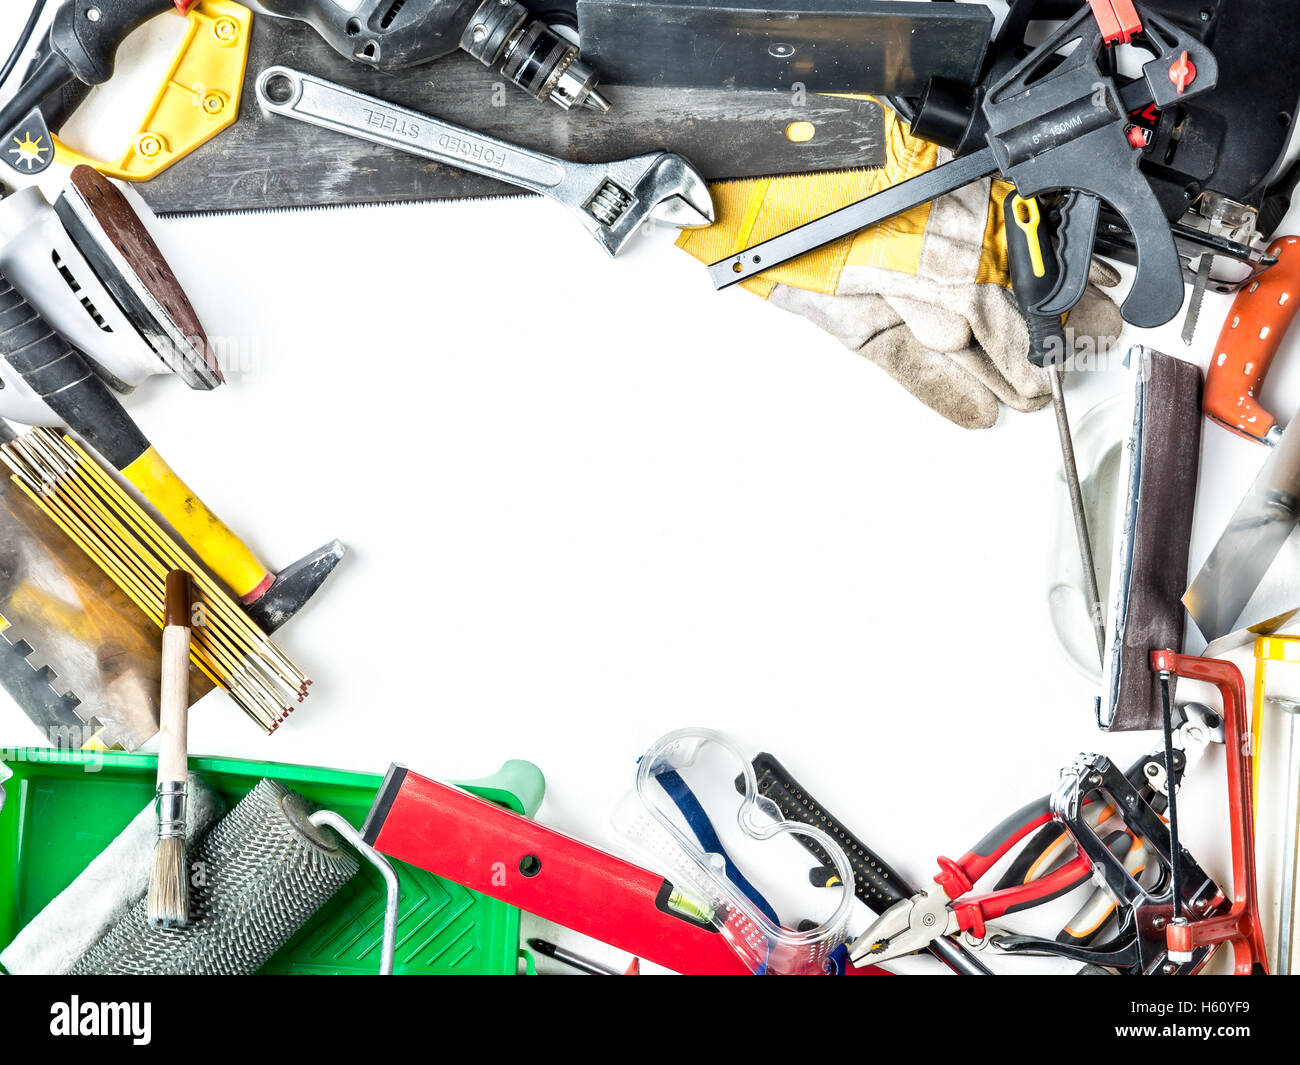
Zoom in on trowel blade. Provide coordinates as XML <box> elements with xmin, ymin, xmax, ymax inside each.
<box><xmin>0</xmin><ymin>472</ymin><xmax>213</xmax><ymax>751</ymax></box>
<box><xmin>1184</xmin><ymin>418</ymin><xmax>1300</xmax><ymax>643</ymax></box>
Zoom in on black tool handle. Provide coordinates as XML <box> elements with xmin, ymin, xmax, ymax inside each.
<box><xmin>1004</xmin><ymin>190</ymin><xmax>1068</xmax><ymax>368</ymax></box>
<box><xmin>0</xmin><ymin>276</ymin><xmax>149</xmax><ymax>470</ymax></box>
<box><xmin>1038</xmin><ymin>191</ymin><xmax>1100</xmax><ymax>317</ymax></box>
<box><xmin>743</xmin><ymin>753</ymin><xmax>915</xmax><ymax>912</ymax></box>
<box><xmin>743</xmin><ymin>753</ymin><xmax>992</xmax><ymax>975</ymax></box>
<box><xmin>51</xmin><ymin>0</ymin><xmax>176</xmax><ymax>86</ymax></box>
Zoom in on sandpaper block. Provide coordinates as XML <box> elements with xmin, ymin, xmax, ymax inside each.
<box><xmin>1098</xmin><ymin>347</ymin><xmax>1203</xmax><ymax>731</ymax></box>
<box><xmin>54</xmin><ymin>167</ymin><xmax>220</xmax><ymax>390</ymax></box>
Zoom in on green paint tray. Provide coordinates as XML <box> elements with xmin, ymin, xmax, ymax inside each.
<box><xmin>0</xmin><ymin>749</ymin><xmax>546</xmax><ymax>975</ymax></box>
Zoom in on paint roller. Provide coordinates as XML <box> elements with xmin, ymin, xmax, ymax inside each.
<box><xmin>68</xmin><ymin>779</ymin><xmax>398</xmax><ymax>976</ymax></box>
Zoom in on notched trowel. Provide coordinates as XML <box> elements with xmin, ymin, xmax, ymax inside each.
<box><xmin>0</xmin><ymin>422</ymin><xmax>212</xmax><ymax>751</ymax></box>
<box><xmin>1097</xmin><ymin>347</ymin><xmax>1203</xmax><ymax>731</ymax></box>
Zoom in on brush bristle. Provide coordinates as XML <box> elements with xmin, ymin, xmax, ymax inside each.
<box><xmin>146</xmin><ymin>836</ymin><xmax>190</xmax><ymax>929</ymax></box>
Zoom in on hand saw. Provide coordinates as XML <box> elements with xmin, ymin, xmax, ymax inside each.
<box><xmin>129</xmin><ymin>13</ymin><xmax>886</xmax><ymax>217</ymax></box>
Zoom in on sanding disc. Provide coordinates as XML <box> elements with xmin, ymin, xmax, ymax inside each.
<box><xmin>53</xmin><ymin>166</ymin><xmax>221</xmax><ymax>390</ymax></box>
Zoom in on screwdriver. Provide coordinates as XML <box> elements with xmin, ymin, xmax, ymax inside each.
<box><xmin>1005</xmin><ymin>190</ymin><xmax>1106</xmax><ymax>664</ymax></box>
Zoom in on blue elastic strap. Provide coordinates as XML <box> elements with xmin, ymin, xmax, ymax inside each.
<box><xmin>655</xmin><ymin>768</ymin><xmax>780</xmax><ymax>927</ymax></box>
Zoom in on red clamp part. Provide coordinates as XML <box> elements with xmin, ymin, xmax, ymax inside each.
<box><xmin>1149</xmin><ymin>651</ymin><xmax>1269</xmax><ymax>974</ymax></box>
<box><xmin>1127</xmin><ymin>126</ymin><xmax>1148</xmax><ymax>149</ymax></box>
<box><xmin>175</xmin><ymin>0</ymin><xmax>201</xmax><ymax>11</ymax></box>
<box><xmin>1169</xmin><ymin>50</ymin><xmax>1197</xmax><ymax>93</ymax></box>
<box><xmin>1088</xmin><ymin>0</ymin><xmax>1142</xmax><ymax>45</ymax></box>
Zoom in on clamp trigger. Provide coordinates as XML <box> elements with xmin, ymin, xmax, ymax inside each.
<box><xmin>1038</xmin><ymin>192</ymin><xmax>1102</xmax><ymax>318</ymax></box>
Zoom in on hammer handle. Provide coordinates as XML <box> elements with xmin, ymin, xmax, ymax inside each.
<box><xmin>1205</xmin><ymin>236</ymin><xmax>1300</xmax><ymax>445</ymax></box>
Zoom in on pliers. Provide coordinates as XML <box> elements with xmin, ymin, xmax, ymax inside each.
<box><xmin>848</xmin><ymin>793</ymin><xmax>1093</xmax><ymax>965</ymax></box>
<box><xmin>849</xmin><ymin>704</ymin><xmax>1225</xmax><ymax>968</ymax></box>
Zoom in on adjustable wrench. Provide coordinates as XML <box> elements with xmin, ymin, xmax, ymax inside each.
<box><xmin>255</xmin><ymin>67</ymin><xmax>714</xmax><ymax>256</ymax></box>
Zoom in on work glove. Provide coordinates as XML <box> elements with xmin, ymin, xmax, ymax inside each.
<box><xmin>678</xmin><ymin>105</ymin><xmax>1123</xmax><ymax>430</ymax></box>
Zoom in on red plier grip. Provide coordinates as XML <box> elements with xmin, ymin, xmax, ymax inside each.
<box><xmin>952</xmin><ymin>855</ymin><xmax>1093</xmax><ymax>940</ymax></box>
<box><xmin>933</xmin><ymin>795</ymin><xmax>1095</xmax><ymax>940</ymax></box>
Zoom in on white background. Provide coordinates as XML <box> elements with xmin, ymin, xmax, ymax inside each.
<box><xmin>3</xmin><ymin>0</ymin><xmax>1300</xmax><ymax>975</ymax></box>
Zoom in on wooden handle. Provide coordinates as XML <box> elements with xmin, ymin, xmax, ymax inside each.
<box><xmin>1205</xmin><ymin>236</ymin><xmax>1300</xmax><ymax>444</ymax></box>
<box><xmin>156</xmin><ymin>571</ymin><xmax>192</xmax><ymax>786</ymax></box>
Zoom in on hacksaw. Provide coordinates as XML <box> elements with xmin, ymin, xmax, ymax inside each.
<box><xmin>130</xmin><ymin>12</ymin><xmax>887</xmax><ymax>217</ymax></box>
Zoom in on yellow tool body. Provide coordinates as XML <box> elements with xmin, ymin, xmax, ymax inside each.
<box><xmin>120</xmin><ymin>446</ymin><xmax>273</xmax><ymax>602</ymax></box>
<box><xmin>1252</xmin><ymin>634</ymin><xmax>1300</xmax><ymax>812</ymax></box>
<box><xmin>53</xmin><ymin>1</ymin><xmax>251</xmax><ymax>181</ymax></box>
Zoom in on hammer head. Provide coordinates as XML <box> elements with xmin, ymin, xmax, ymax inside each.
<box><xmin>584</xmin><ymin>151</ymin><xmax>714</xmax><ymax>257</ymax></box>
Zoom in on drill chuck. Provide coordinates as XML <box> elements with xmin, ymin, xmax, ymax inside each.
<box><xmin>460</xmin><ymin>0</ymin><xmax>609</xmax><ymax>112</ymax></box>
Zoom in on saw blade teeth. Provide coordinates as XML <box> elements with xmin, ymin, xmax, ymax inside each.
<box><xmin>153</xmin><ymin>192</ymin><xmax>537</xmax><ymax>221</ymax></box>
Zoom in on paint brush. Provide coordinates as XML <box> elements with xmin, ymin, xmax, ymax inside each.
<box><xmin>147</xmin><ymin>570</ymin><xmax>193</xmax><ymax>928</ymax></box>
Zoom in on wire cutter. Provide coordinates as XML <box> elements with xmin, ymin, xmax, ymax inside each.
<box><xmin>848</xmin><ymin>792</ymin><xmax>1093</xmax><ymax>965</ymax></box>
<box><xmin>850</xmin><ymin>702</ymin><xmax>1226</xmax><ymax>967</ymax></box>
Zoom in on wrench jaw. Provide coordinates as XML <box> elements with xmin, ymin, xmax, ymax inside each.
<box><xmin>582</xmin><ymin>152</ymin><xmax>715</xmax><ymax>257</ymax></box>
<box><xmin>641</xmin><ymin>155</ymin><xmax>714</xmax><ymax>230</ymax></box>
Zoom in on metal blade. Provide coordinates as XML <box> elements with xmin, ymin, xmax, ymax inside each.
<box><xmin>707</xmin><ymin>147</ymin><xmax>998</xmax><ymax>288</ymax></box>
<box><xmin>134</xmin><ymin>17</ymin><xmax>887</xmax><ymax>218</ymax></box>
<box><xmin>1185</xmin><ymin>419</ymin><xmax>1300</xmax><ymax>642</ymax></box>
<box><xmin>1180</xmin><ymin>253</ymin><xmax>1213</xmax><ymax>347</ymax></box>
<box><xmin>0</xmin><ymin>472</ymin><xmax>213</xmax><ymax>750</ymax></box>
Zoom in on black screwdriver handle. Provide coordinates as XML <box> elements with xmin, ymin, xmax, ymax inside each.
<box><xmin>1004</xmin><ymin>190</ymin><xmax>1068</xmax><ymax>368</ymax></box>
<box><xmin>51</xmin><ymin>0</ymin><xmax>176</xmax><ymax>86</ymax></box>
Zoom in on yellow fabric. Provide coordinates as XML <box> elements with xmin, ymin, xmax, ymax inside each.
<box><xmin>677</xmin><ymin>102</ymin><xmax>1016</xmax><ymax>296</ymax></box>
<box><xmin>122</xmin><ymin>446</ymin><xmax>269</xmax><ymax>599</ymax></box>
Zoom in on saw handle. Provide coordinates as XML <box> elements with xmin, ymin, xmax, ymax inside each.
<box><xmin>1204</xmin><ymin>236</ymin><xmax>1300</xmax><ymax>446</ymax></box>
<box><xmin>51</xmin><ymin>0</ymin><xmax>178</xmax><ymax>86</ymax></box>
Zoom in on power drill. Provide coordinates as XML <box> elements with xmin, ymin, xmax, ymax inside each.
<box><xmin>0</xmin><ymin>0</ymin><xmax>608</xmax><ymax>145</ymax></box>
<box><xmin>261</xmin><ymin>0</ymin><xmax>610</xmax><ymax>113</ymax></box>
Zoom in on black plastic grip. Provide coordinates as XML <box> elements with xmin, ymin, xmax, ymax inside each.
<box><xmin>741</xmin><ymin>753</ymin><xmax>916</xmax><ymax>914</ymax></box>
<box><xmin>992</xmin><ymin>821</ymin><xmax>1065</xmax><ymax>893</ymax></box>
<box><xmin>1003</xmin><ymin>189</ymin><xmax>1068</xmax><ymax>368</ymax></box>
<box><xmin>51</xmin><ymin>0</ymin><xmax>175</xmax><ymax>86</ymax></box>
<box><xmin>0</xmin><ymin>277</ymin><xmax>149</xmax><ymax>469</ymax></box>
